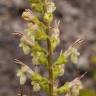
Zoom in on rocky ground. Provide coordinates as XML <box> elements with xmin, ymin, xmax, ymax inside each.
<box><xmin>0</xmin><ymin>0</ymin><xmax>96</xmax><ymax>96</ymax></box>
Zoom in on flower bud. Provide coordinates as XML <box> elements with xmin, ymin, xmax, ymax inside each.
<box><xmin>31</xmin><ymin>53</ymin><xmax>39</xmax><ymax>65</ymax></box>
<box><xmin>70</xmin><ymin>48</ymin><xmax>80</xmax><ymax>64</ymax></box>
<box><xmin>59</xmin><ymin>65</ymin><xmax>65</xmax><ymax>76</ymax></box>
<box><xmin>32</xmin><ymin>82</ymin><xmax>41</xmax><ymax>92</ymax></box>
<box><xmin>68</xmin><ymin>78</ymin><xmax>83</xmax><ymax>89</ymax></box>
<box><xmin>20</xmin><ymin>73</ymin><xmax>27</xmax><ymax>85</ymax></box>
<box><xmin>71</xmin><ymin>48</ymin><xmax>80</xmax><ymax>56</ymax></box>
<box><xmin>17</xmin><ymin>70</ymin><xmax>27</xmax><ymax>85</ymax></box>
<box><xmin>52</xmin><ymin>20</ymin><xmax>60</xmax><ymax>37</ymax></box>
<box><xmin>46</xmin><ymin>2</ymin><xmax>56</xmax><ymax>13</ymax></box>
<box><xmin>22</xmin><ymin>9</ymin><xmax>34</xmax><ymax>22</ymax></box>
<box><xmin>22</xmin><ymin>45</ymin><xmax>31</xmax><ymax>55</ymax></box>
<box><xmin>27</xmin><ymin>23</ymin><xmax>38</xmax><ymax>33</ymax></box>
<box><xmin>17</xmin><ymin>70</ymin><xmax>23</xmax><ymax>77</ymax></box>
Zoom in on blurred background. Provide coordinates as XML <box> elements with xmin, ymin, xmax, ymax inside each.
<box><xmin>0</xmin><ymin>0</ymin><xmax>96</xmax><ymax>96</ymax></box>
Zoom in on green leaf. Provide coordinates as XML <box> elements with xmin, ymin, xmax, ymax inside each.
<box><xmin>90</xmin><ymin>56</ymin><xmax>96</xmax><ymax>64</ymax></box>
<box><xmin>92</xmin><ymin>68</ymin><xmax>96</xmax><ymax>80</ymax></box>
<box><xmin>40</xmin><ymin>80</ymin><xmax>49</xmax><ymax>92</ymax></box>
<box><xmin>31</xmin><ymin>43</ymin><xmax>47</xmax><ymax>65</ymax></box>
<box><xmin>28</xmin><ymin>0</ymin><xmax>44</xmax><ymax>4</ymax></box>
<box><xmin>35</xmin><ymin>28</ymin><xmax>48</xmax><ymax>40</ymax></box>
<box><xmin>32</xmin><ymin>3</ymin><xmax>44</xmax><ymax>13</ymax></box>
<box><xmin>80</xmin><ymin>89</ymin><xmax>96</xmax><ymax>96</ymax></box>
<box><xmin>53</xmin><ymin>64</ymin><xmax>64</xmax><ymax>79</ymax></box>
<box><xmin>32</xmin><ymin>43</ymin><xmax>46</xmax><ymax>53</ymax></box>
<box><xmin>54</xmin><ymin>51</ymin><xmax>67</xmax><ymax>65</ymax></box>
<box><xmin>32</xmin><ymin>16</ymin><xmax>40</xmax><ymax>24</ymax></box>
<box><xmin>50</xmin><ymin>37</ymin><xmax>60</xmax><ymax>52</ymax></box>
<box><xmin>38</xmin><ymin>52</ymin><xmax>48</xmax><ymax>64</ymax></box>
<box><xmin>44</xmin><ymin>13</ymin><xmax>53</xmax><ymax>23</ymax></box>
<box><xmin>32</xmin><ymin>51</ymin><xmax>48</xmax><ymax>65</ymax></box>
<box><xmin>31</xmin><ymin>73</ymin><xmax>49</xmax><ymax>92</ymax></box>
<box><xmin>71</xmin><ymin>54</ymin><xmax>78</xmax><ymax>64</ymax></box>
<box><xmin>55</xmin><ymin>83</ymin><xmax>69</xmax><ymax>94</ymax></box>
<box><xmin>28</xmin><ymin>0</ymin><xmax>39</xmax><ymax>3</ymax></box>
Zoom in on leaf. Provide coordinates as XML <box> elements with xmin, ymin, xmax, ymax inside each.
<box><xmin>90</xmin><ymin>56</ymin><xmax>96</xmax><ymax>64</ymax></box>
<box><xmin>80</xmin><ymin>89</ymin><xmax>96</xmax><ymax>96</ymax></box>
<box><xmin>32</xmin><ymin>51</ymin><xmax>48</xmax><ymax>65</ymax></box>
<box><xmin>35</xmin><ymin>28</ymin><xmax>48</xmax><ymax>40</ymax></box>
<box><xmin>44</xmin><ymin>13</ymin><xmax>53</xmax><ymax>23</ymax></box>
<box><xmin>71</xmin><ymin>54</ymin><xmax>78</xmax><ymax>64</ymax></box>
<box><xmin>32</xmin><ymin>43</ymin><xmax>46</xmax><ymax>53</ymax></box>
<box><xmin>50</xmin><ymin>37</ymin><xmax>60</xmax><ymax>52</ymax></box>
<box><xmin>54</xmin><ymin>51</ymin><xmax>67</xmax><ymax>65</ymax></box>
<box><xmin>28</xmin><ymin>0</ymin><xmax>40</xmax><ymax>3</ymax></box>
<box><xmin>55</xmin><ymin>83</ymin><xmax>69</xmax><ymax>94</ymax></box>
<box><xmin>53</xmin><ymin>64</ymin><xmax>65</xmax><ymax>79</ymax></box>
<box><xmin>33</xmin><ymin>17</ymin><xmax>43</xmax><ymax>25</ymax></box>
<box><xmin>40</xmin><ymin>80</ymin><xmax>49</xmax><ymax>92</ymax></box>
<box><xmin>32</xmin><ymin>3</ymin><xmax>44</xmax><ymax>13</ymax></box>
<box><xmin>38</xmin><ymin>52</ymin><xmax>48</xmax><ymax>64</ymax></box>
<box><xmin>59</xmin><ymin>68</ymin><xmax>65</xmax><ymax>76</ymax></box>
<box><xmin>31</xmin><ymin>73</ymin><xmax>49</xmax><ymax>92</ymax></box>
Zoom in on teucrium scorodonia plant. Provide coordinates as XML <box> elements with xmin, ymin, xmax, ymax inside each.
<box><xmin>13</xmin><ymin>0</ymin><xmax>85</xmax><ymax>96</ymax></box>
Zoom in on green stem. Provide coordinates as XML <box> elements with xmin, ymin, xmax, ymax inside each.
<box><xmin>47</xmin><ymin>25</ymin><xmax>53</xmax><ymax>96</ymax></box>
<box><xmin>43</xmin><ymin>0</ymin><xmax>54</xmax><ymax>95</ymax></box>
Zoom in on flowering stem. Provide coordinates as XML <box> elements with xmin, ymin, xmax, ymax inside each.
<box><xmin>46</xmin><ymin>24</ymin><xmax>53</xmax><ymax>96</ymax></box>
<box><xmin>43</xmin><ymin>0</ymin><xmax>54</xmax><ymax>95</ymax></box>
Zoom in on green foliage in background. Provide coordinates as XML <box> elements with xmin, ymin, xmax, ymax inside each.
<box><xmin>80</xmin><ymin>89</ymin><xmax>96</xmax><ymax>96</ymax></box>
<box><xmin>90</xmin><ymin>55</ymin><xmax>96</xmax><ymax>64</ymax></box>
